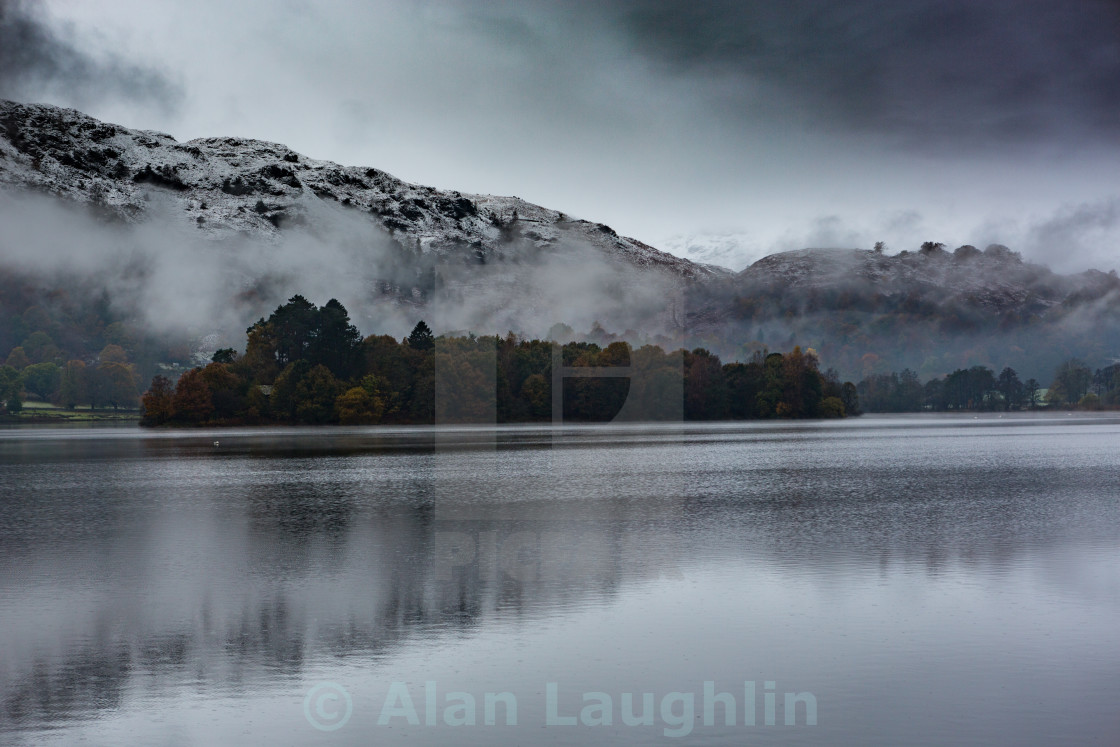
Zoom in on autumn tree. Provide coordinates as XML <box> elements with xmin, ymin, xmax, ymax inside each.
<box><xmin>818</xmin><ymin>396</ymin><xmax>845</xmax><ymax>417</ymax></box>
<box><xmin>723</xmin><ymin>358</ymin><xmax>764</xmax><ymax>419</ymax></box>
<box><xmin>268</xmin><ymin>360</ymin><xmax>342</xmax><ymax>423</ymax></box>
<box><xmin>335</xmin><ymin>387</ymin><xmax>375</xmax><ymax>424</ymax></box>
<box><xmin>923</xmin><ymin>377</ymin><xmax>945</xmax><ymax>410</ymax></box>
<box><xmin>99</xmin><ymin>344</ymin><xmax>129</xmax><ymax>365</ymax></box>
<box><xmin>141</xmin><ymin>375</ymin><xmax>176</xmax><ymax>425</ymax></box>
<box><xmin>404</xmin><ymin>344</ymin><xmax>435</xmax><ymax>423</ymax></box>
<box><xmin>171</xmin><ymin>368</ymin><xmax>214</xmax><ymax>422</ymax></box>
<box><xmin>624</xmin><ymin>344</ymin><xmax>683</xmax><ymax>422</ymax></box>
<box><xmin>360</xmin><ymin>334</ymin><xmax>414</xmax><ymax>419</ymax></box>
<box><xmin>334</xmin><ymin>375</ymin><xmax>387</xmax><ymax>425</ymax></box>
<box><xmin>435</xmin><ymin>336</ymin><xmax>497</xmax><ymax>423</ymax></box>
<box><xmin>270</xmin><ymin>360</ymin><xmax>312</xmax><ymax>421</ymax></box>
<box><xmin>778</xmin><ymin>346</ymin><xmax>823</xmax><ymax>417</ymax></box>
<box><xmin>942</xmin><ymin>366</ymin><xmax>996</xmax><ymax>410</ymax></box>
<box><xmin>200</xmin><ymin>362</ymin><xmax>243</xmax><ymax>420</ymax></box>
<box><xmin>1098</xmin><ymin>365</ymin><xmax>1120</xmax><ymax>406</ymax></box>
<box><xmin>519</xmin><ymin>373</ymin><xmax>550</xmax><ymax>420</ymax></box>
<box><xmin>294</xmin><ymin>364</ymin><xmax>341</xmax><ymax>423</ymax></box>
<box><xmin>857</xmin><ymin>369</ymin><xmax>922</xmax><ymax>412</ymax></box>
<box><xmin>241</xmin><ymin>322</ymin><xmax>279</xmax><ymax>384</ymax></box>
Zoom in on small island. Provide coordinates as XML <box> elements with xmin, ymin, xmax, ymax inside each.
<box><xmin>137</xmin><ymin>296</ymin><xmax>857</xmax><ymax>426</ymax></box>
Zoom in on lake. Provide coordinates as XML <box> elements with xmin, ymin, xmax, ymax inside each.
<box><xmin>1</xmin><ymin>415</ymin><xmax>1118</xmax><ymax>745</ymax></box>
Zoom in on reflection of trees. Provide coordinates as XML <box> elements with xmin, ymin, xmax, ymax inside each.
<box><xmin>3</xmin><ymin>427</ymin><xmax>1113</xmax><ymax>733</ymax></box>
<box><xmin>0</xmin><ymin>478</ymin><xmax>690</xmax><ymax>732</ymax></box>
<box><xmin>678</xmin><ymin>461</ymin><xmax>1112</xmax><ymax>577</ymax></box>
<box><xmin>3</xmin><ymin>644</ymin><xmax>131</xmax><ymax>727</ymax></box>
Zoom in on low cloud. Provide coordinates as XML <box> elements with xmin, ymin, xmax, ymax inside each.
<box><xmin>1017</xmin><ymin>199</ymin><xmax>1120</xmax><ymax>274</ymax></box>
<box><xmin>0</xmin><ymin>189</ymin><xmax>686</xmax><ymax>351</ymax></box>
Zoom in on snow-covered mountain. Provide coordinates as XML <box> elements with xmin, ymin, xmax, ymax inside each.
<box><xmin>0</xmin><ymin>100</ymin><xmax>727</xmax><ymax>281</ymax></box>
<box><xmin>2</xmin><ymin>100</ymin><xmax>1120</xmax><ymax>379</ymax></box>
<box><xmin>684</xmin><ymin>244</ymin><xmax>1120</xmax><ymax>379</ymax></box>
<box><xmin>735</xmin><ymin>244</ymin><xmax>1119</xmax><ymax>313</ymax></box>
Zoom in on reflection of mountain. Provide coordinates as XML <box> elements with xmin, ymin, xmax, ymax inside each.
<box><xmin>2</xmin><ymin>422</ymin><xmax>1118</xmax><ymax>732</ymax></box>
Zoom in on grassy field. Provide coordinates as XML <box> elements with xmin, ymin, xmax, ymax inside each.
<box><xmin>5</xmin><ymin>401</ymin><xmax>141</xmax><ymax>423</ymax></box>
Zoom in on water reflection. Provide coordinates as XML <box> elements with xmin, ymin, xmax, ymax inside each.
<box><xmin>1</xmin><ymin>417</ymin><xmax>1118</xmax><ymax>744</ymax></box>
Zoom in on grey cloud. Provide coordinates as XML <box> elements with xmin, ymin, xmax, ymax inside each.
<box><xmin>767</xmin><ymin>211</ymin><xmax>944</xmax><ymax>260</ymax></box>
<box><xmin>1020</xmin><ymin>199</ymin><xmax>1120</xmax><ymax>272</ymax></box>
<box><xmin>474</xmin><ymin>0</ymin><xmax>1120</xmax><ymax>151</ymax></box>
<box><xmin>5</xmin><ymin>0</ymin><xmax>1119</xmax><ymax>276</ymax></box>
<box><xmin>0</xmin><ymin>0</ymin><xmax>181</xmax><ymax>112</ymax></box>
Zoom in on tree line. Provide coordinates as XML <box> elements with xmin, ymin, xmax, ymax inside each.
<box><xmin>855</xmin><ymin>359</ymin><xmax>1120</xmax><ymax>412</ymax></box>
<box><xmin>0</xmin><ymin>344</ymin><xmax>143</xmax><ymax>414</ymax></box>
<box><xmin>140</xmin><ymin>296</ymin><xmax>859</xmax><ymax>426</ymax></box>
<box><xmin>0</xmin><ymin>269</ymin><xmax>193</xmax><ymax>414</ymax></box>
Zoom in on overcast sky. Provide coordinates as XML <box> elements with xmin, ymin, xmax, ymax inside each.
<box><xmin>2</xmin><ymin>0</ymin><xmax>1119</xmax><ymax>271</ymax></box>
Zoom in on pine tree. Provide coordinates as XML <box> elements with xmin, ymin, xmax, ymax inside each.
<box><xmin>408</xmin><ymin>320</ymin><xmax>435</xmax><ymax>351</ymax></box>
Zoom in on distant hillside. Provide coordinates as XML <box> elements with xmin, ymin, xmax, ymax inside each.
<box><xmin>691</xmin><ymin>246</ymin><xmax>1120</xmax><ymax>380</ymax></box>
<box><xmin>2</xmin><ymin>99</ymin><xmax>1120</xmax><ymax>382</ymax></box>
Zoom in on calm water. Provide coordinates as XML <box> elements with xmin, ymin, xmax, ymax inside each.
<box><xmin>1</xmin><ymin>415</ymin><xmax>1118</xmax><ymax>745</ymax></box>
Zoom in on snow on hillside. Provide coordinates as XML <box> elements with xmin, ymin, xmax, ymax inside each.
<box><xmin>3</xmin><ymin>99</ymin><xmax>1119</xmax><ymax>358</ymax></box>
<box><xmin>736</xmin><ymin>245</ymin><xmax>1120</xmax><ymax>312</ymax></box>
<box><xmin>0</xmin><ymin>100</ymin><xmax>723</xmax><ymax>281</ymax></box>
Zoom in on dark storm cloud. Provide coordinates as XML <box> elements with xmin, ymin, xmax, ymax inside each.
<box><xmin>0</xmin><ymin>0</ymin><xmax>180</xmax><ymax>111</ymax></box>
<box><xmin>4</xmin><ymin>0</ymin><xmax>1118</xmax><ymax>272</ymax></box>
<box><xmin>486</xmin><ymin>0</ymin><xmax>1120</xmax><ymax>150</ymax></box>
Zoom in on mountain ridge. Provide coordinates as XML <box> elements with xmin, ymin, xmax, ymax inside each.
<box><xmin>2</xmin><ymin>99</ymin><xmax>1120</xmax><ymax>381</ymax></box>
<box><xmin>0</xmin><ymin>99</ymin><xmax>729</xmax><ymax>282</ymax></box>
